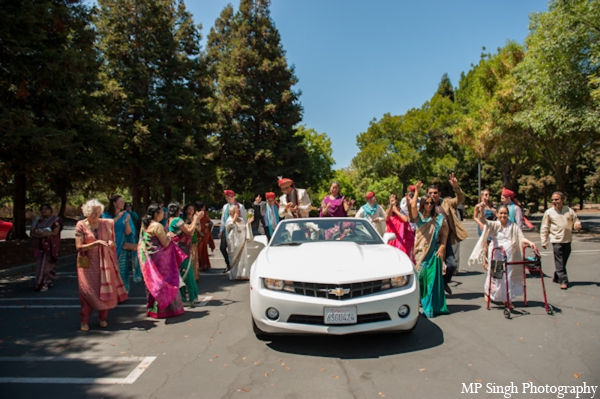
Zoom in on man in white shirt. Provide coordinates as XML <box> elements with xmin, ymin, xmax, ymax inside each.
<box><xmin>278</xmin><ymin>178</ymin><xmax>312</xmax><ymax>219</ymax></box>
<box><xmin>218</xmin><ymin>190</ymin><xmax>246</xmax><ymax>273</ymax></box>
<box><xmin>355</xmin><ymin>191</ymin><xmax>385</xmax><ymax>236</ymax></box>
<box><xmin>540</xmin><ymin>191</ymin><xmax>582</xmax><ymax>290</ymax></box>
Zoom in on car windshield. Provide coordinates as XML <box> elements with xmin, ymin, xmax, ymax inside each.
<box><xmin>270</xmin><ymin>218</ymin><xmax>383</xmax><ymax>246</ymax></box>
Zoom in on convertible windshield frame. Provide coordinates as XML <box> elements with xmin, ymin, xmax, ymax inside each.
<box><xmin>269</xmin><ymin>218</ymin><xmax>385</xmax><ymax>247</ymax></box>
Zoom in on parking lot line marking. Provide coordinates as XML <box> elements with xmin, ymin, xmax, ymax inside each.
<box><xmin>0</xmin><ymin>304</ymin><xmax>145</xmax><ymax>309</ymax></box>
<box><xmin>0</xmin><ymin>356</ymin><xmax>157</xmax><ymax>384</ymax></box>
<box><xmin>0</xmin><ymin>297</ymin><xmax>147</xmax><ymax>301</ymax></box>
<box><xmin>539</xmin><ymin>249</ymin><xmax>600</xmax><ymax>255</ymax></box>
<box><xmin>197</xmin><ymin>296</ymin><xmax>213</xmax><ymax>307</ymax></box>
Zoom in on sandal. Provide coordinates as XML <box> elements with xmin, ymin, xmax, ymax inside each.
<box><xmin>80</xmin><ymin>324</ymin><xmax>90</xmax><ymax>332</ymax></box>
<box><xmin>99</xmin><ymin>321</ymin><xmax>108</xmax><ymax>328</ymax></box>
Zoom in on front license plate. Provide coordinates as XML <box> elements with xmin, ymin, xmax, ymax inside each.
<box><xmin>324</xmin><ymin>307</ymin><xmax>357</xmax><ymax>325</ymax></box>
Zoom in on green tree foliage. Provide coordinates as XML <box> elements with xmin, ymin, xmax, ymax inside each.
<box><xmin>96</xmin><ymin>0</ymin><xmax>213</xmax><ymax>211</ymax></box>
<box><xmin>295</xmin><ymin>125</ymin><xmax>335</xmax><ymax>194</ymax></box>
<box><xmin>0</xmin><ymin>0</ymin><xmax>101</xmax><ymax>237</ymax></box>
<box><xmin>206</xmin><ymin>0</ymin><xmax>305</xmax><ymax>194</ymax></box>
<box><xmin>353</xmin><ymin>75</ymin><xmax>459</xmax><ymax>195</ymax></box>
<box><xmin>454</xmin><ymin>42</ymin><xmax>536</xmax><ymax>190</ymax></box>
<box><xmin>512</xmin><ymin>0</ymin><xmax>600</xmax><ymax>192</ymax></box>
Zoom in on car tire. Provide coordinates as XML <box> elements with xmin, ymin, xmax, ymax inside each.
<box><xmin>252</xmin><ymin>318</ymin><xmax>269</xmax><ymax>340</ymax></box>
<box><xmin>5</xmin><ymin>228</ymin><xmax>13</xmax><ymax>241</ymax></box>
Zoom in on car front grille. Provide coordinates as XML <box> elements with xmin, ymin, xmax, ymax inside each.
<box><xmin>289</xmin><ymin>280</ymin><xmax>387</xmax><ymax>300</ymax></box>
<box><xmin>287</xmin><ymin>312</ymin><xmax>391</xmax><ymax>326</ymax></box>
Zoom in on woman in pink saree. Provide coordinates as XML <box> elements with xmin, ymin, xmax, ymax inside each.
<box><xmin>385</xmin><ymin>194</ymin><xmax>415</xmax><ymax>263</ymax></box>
<box><xmin>138</xmin><ymin>204</ymin><xmax>187</xmax><ymax>319</ymax></box>
<box><xmin>30</xmin><ymin>204</ymin><xmax>63</xmax><ymax>291</ymax></box>
<box><xmin>75</xmin><ymin>199</ymin><xmax>128</xmax><ymax>331</ymax></box>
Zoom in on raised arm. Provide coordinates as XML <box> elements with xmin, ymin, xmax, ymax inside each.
<box><xmin>409</xmin><ymin>182</ymin><xmax>422</xmax><ymax>221</ymax></box>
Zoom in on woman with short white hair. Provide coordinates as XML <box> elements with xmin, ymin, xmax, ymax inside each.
<box><xmin>75</xmin><ymin>199</ymin><xmax>128</xmax><ymax>331</ymax></box>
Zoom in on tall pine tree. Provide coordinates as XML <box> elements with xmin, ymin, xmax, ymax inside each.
<box><xmin>96</xmin><ymin>0</ymin><xmax>213</xmax><ymax>211</ymax></box>
<box><xmin>0</xmin><ymin>0</ymin><xmax>101</xmax><ymax>237</ymax></box>
<box><xmin>206</xmin><ymin>0</ymin><xmax>306</xmax><ymax>194</ymax></box>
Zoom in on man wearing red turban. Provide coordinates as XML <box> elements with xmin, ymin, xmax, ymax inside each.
<box><xmin>277</xmin><ymin>178</ymin><xmax>312</xmax><ymax>219</ymax></box>
<box><xmin>218</xmin><ymin>190</ymin><xmax>247</xmax><ymax>273</ymax></box>
<box><xmin>355</xmin><ymin>191</ymin><xmax>386</xmax><ymax>236</ymax></box>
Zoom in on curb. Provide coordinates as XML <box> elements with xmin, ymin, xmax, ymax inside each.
<box><xmin>0</xmin><ymin>254</ymin><xmax>77</xmax><ymax>278</ymax></box>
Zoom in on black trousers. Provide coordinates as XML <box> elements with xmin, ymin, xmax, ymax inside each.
<box><xmin>552</xmin><ymin>243</ymin><xmax>572</xmax><ymax>284</ymax></box>
<box><xmin>220</xmin><ymin>234</ymin><xmax>229</xmax><ymax>268</ymax></box>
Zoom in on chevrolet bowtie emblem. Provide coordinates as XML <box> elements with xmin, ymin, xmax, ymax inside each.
<box><xmin>327</xmin><ymin>287</ymin><xmax>350</xmax><ymax>297</ymax></box>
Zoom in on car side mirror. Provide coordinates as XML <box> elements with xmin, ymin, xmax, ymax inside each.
<box><xmin>382</xmin><ymin>233</ymin><xmax>396</xmax><ymax>243</ymax></box>
<box><xmin>254</xmin><ymin>235</ymin><xmax>268</xmax><ymax>247</ymax></box>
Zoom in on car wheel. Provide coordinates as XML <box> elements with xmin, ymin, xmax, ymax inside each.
<box><xmin>252</xmin><ymin>318</ymin><xmax>269</xmax><ymax>340</ymax></box>
<box><xmin>6</xmin><ymin>228</ymin><xmax>13</xmax><ymax>241</ymax></box>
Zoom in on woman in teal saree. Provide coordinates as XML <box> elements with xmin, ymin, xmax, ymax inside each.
<box><xmin>167</xmin><ymin>202</ymin><xmax>202</xmax><ymax>307</ymax></box>
<box><xmin>409</xmin><ymin>182</ymin><xmax>450</xmax><ymax>318</ymax></box>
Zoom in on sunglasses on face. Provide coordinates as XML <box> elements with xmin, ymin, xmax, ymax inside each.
<box><xmin>424</xmin><ymin>202</ymin><xmax>434</xmax><ymax>206</ymax></box>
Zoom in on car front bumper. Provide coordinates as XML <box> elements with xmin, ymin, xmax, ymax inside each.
<box><xmin>250</xmin><ymin>276</ymin><xmax>419</xmax><ymax>335</ymax></box>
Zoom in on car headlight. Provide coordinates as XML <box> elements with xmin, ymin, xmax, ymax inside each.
<box><xmin>382</xmin><ymin>275</ymin><xmax>410</xmax><ymax>290</ymax></box>
<box><xmin>391</xmin><ymin>275</ymin><xmax>410</xmax><ymax>288</ymax></box>
<box><xmin>263</xmin><ymin>278</ymin><xmax>294</xmax><ymax>292</ymax></box>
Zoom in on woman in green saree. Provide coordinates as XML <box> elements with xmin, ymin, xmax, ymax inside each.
<box><xmin>409</xmin><ymin>181</ymin><xmax>450</xmax><ymax>318</ymax></box>
<box><xmin>167</xmin><ymin>202</ymin><xmax>202</xmax><ymax>307</ymax></box>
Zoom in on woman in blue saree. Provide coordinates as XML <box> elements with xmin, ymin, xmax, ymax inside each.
<box><xmin>409</xmin><ymin>181</ymin><xmax>450</xmax><ymax>318</ymax></box>
<box><xmin>103</xmin><ymin>195</ymin><xmax>141</xmax><ymax>293</ymax></box>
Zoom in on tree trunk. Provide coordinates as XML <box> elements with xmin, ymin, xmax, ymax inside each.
<box><xmin>12</xmin><ymin>172</ymin><xmax>28</xmax><ymax>239</ymax></box>
<box><xmin>131</xmin><ymin>168</ymin><xmax>142</xmax><ymax>215</ymax></box>
<box><xmin>58</xmin><ymin>189</ymin><xmax>67</xmax><ymax>219</ymax></box>
<box><xmin>164</xmin><ymin>185</ymin><xmax>172</xmax><ymax>205</ymax></box>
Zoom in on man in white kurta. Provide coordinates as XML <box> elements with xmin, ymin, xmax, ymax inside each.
<box><xmin>218</xmin><ymin>190</ymin><xmax>246</xmax><ymax>273</ymax></box>
<box><xmin>355</xmin><ymin>191</ymin><xmax>385</xmax><ymax>236</ymax></box>
<box><xmin>226</xmin><ymin>211</ymin><xmax>253</xmax><ymax>280</ymax></box>
<box><xmin>277</xmin><ymin>178</ymin><xmax>312</xmax><ymax>219</ymax></box>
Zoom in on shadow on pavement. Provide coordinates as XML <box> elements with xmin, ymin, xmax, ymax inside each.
<box><xmin>165</xmin><ymin>309</ymin><xmax>210</xmax><ymax>324</ymax></box>
<box><xmin>568</xmin><ymin>281</ymin><xmax>600</xmax><ymax>287</ymax></box>
<box><xmin>264</xmin><ymin>314</ymin><xmax>443</xmax><ymax>359</ymax></box>
<box><xmin>446</xmin><ymin>304</ymin><xmax>481</xmax><ymax>313</ymax></box>
<box><xmin>449</xmin><ymin>292</ymin><xmax>483</xmax><ymax>301</ymax></box>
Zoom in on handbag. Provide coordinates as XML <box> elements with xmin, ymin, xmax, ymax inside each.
<box><xmin>490</xmin><ymin>259</ymin><xmax>505</xmax><ymax>279</ymax></box>
<box><xmin>77</xmin><ymin>254</ymin><xmax>90</xmax><ymax>269</ymax></box>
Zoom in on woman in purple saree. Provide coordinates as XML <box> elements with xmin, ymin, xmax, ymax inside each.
<box><xmin>30</xmin><ymin>204</ymin><xmax>63</xmax><ymax>291</ymax></box>
<box><xmin>138</xmin><ymin>204</ymin><xmax>187</xmax><ymax>319</ymax></box>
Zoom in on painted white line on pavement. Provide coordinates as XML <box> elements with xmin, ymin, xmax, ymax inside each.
<box><xmin>0</xmin><ymin>356</ymin><xmax>156</xmax><ymax>385</ymax></box>
<box><xmin>0</xmin><ymin>304</ymin><xmax>145</xmax><ymax>309</ymax></box>
<box><xmin>0</xmin><ymin>297</ymin><xmax>147</xmax><ymax>301</ymax></box>
<box><xmin>539</xmin><ymin>250</ymin><xmax>600</xmax><ymax>255</ymax></box>
<box><xmin>197</xmin><ymin>296</ymin><xmax>213</xmax><ymax>307</ymax></box>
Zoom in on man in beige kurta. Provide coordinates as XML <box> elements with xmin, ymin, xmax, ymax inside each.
<box><xmin>540</xmin><ymin>191</ymin><xmax>582</xmax><ymax>289</ymax></box>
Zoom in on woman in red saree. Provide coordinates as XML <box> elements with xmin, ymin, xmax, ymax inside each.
<box><xmin>138</xmin><ymin>204</ymin><xmax>187</xmax><ymax>319</ymax></box>
<box><xmin>385</xmin><ymin>194</ymin><xmax>415</xmax><ymax>263</ymax></box>
<box><xmin>30</xmin><ymin>204</ymin><xmax>63</xmax><ymax>291</ymax></box>
<box><xmin>195</xmin><ymin>201</ymin><xmax>215</xmax><ymax>273</ymax></box>
<box><xmin>75</xmin><ymin>199</ymin><xmax>128</xmax><ymax>331</ymax></box>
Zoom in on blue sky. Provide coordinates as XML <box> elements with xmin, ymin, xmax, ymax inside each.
<box><xmin>188</xmin><ymin>1</ymin><xmax>549</xmax><ymax>168</ymax></box>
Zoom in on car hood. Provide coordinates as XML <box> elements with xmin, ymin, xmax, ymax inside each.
<box><xmin>257</xmin><ymin>242</ymin><xmax>414</xmax><ymax>284</ymax></box>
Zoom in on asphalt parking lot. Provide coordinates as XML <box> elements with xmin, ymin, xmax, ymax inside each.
<box><xmin>0</xmin><ymin>219</ymin><xmax>598</xmax><ymax>398</ymax></box>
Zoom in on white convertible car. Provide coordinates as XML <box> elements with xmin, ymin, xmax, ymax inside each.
<box><xmin>250</xmin><ymin>217</ymin><xmax>419</xmax><ymax>337</ymax></box>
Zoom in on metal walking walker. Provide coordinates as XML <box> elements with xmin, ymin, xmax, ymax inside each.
<box><xmin>487</xmin><ymin>246</ymin><xmax>553</xmax><ymax>319</ymax></box>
